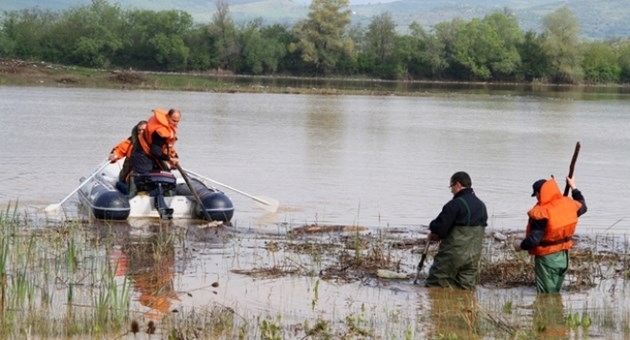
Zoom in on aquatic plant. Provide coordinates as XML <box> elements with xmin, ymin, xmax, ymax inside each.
<box><xmin>1</xmin><ymin>202</ymin><xmax>630</xmax><ymax>339</ymax></box>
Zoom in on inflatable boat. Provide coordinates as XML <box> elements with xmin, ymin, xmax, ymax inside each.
<box><xmin>77</xmin><ymin>160</ymin><xmax>234</xmax><ymax>221</ymax></box>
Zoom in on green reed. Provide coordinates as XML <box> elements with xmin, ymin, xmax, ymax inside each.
<box><xmin>259</xmin><ymin>314</ymin><xmax>283</xmax><ymax>340</ymax></box>
<box><xmin>0</xmin><ymin>205</ymin><xmax>132</xmax><ymax>338</ymax></box>
<box><xmin>93</xmin><ymin>269</ymin><xmax>131</xmax><ymax>334</ymax></box>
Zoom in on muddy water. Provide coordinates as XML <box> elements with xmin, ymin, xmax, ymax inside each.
<box><xmin>2</xmin><ymin>86</ymin><xmax>630</xmax><ymax>233</ymax></box>
<box><xmin>2</xmin><ymin>86</ymin><xmax>630</xmax><ymax>338</ymax></box>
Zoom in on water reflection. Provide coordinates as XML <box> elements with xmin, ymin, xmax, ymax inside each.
<box><xmin>98</xmin><ymin>221</ymin><xmax>180</xmax><ymax>320</ymax></box>
<box><xmin>426</xmin><ymin>288</ymin><xmax>481</xmax><ymax>338</ymax></box>
<box><xmin>215</xmin><ymin>75</ymin><xmax>630</xmax><ymax>100</ymax></box>
<box><xmin>305</xmin><ymin>95</ymin><xmax>345</xmax><ymax>177</ymax></box>
<box><xmin>533</xmin><ymin>294</ymin><xmax>568</xmax><ymax>339</ymax></box>
<box><xmin>125</xmin><ymin>229</ymin><xmax>178</xmax><ymax>319</ymax></box>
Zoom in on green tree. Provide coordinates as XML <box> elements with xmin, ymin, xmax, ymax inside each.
<box><xmin>450</xmin><ymin>18</ymin><xmax>497</xmax><ymax>80</ymax></box>
<box><xmin>119</xmin><ymin>10</ymin><xmax>156</xmax><ymax>68</ymax></box>
<box><xmin>416</xmin><ymin>24</ymin><xmax>448</xmax><ymax>79</ymax></box>
<box><xmin>208</xmin><ymin>0</ymin><xmax>239</xmax><ymax>71</ymax></box>
<box><xmin>581</xmin><ymin>41</ymin><xmax>621</xmax><ymax>83</ymax></box>
<box><xmin>149</xmin><ymin>33</ymin><xmax>189</xmax><ymax>71</ymax></box>
<box><xmin>185</xmin><ymin>24</ymin><xmax>217</xmax><ymax>71</ymax></box>
<box><xmin>346</xmin><ymin>22</ymin><xmax>368</xmax><ymax>75</ymax></box>
<box><xmin>0</xmin><ymin>27</ymin><xmax>13</xmax><ymax>56</ymax></box>
<box><xmin>0</xmin><ymin>8</ymin><xmax>59</xmax><ymax>60</ymax></box>
<box><xmin>432</xmin><ymin>18</ymin><xmax>467</xmax><ymax>80</ymax></box>
<box><xmin>618</xmin><ymin>42</ymin><xmax>630</xmax><ymax>83</ymax></box>
<box><xmin>121</xmin><ymin>9</ymin><xmax>192</xmax><ymax>70</ymax></box>
<box><xmin>238</xmin><ymin>19</ymin><xmax>287</xmax><ymax>74</ymax></box>
<box><xmin>363</xmin><ymin>12</ymin><xmax>397</xmax><ymax>78</ymax></box>
<box><xmin>289</xmin><ymin>0</ymin><xmax>354</xmax><ymax>75</ymax></box>
<box><xmin>52</xmin><ymin>0</ymin><xmax>125</xmax><ymax>68</ymax></box>
<box><xmin>482</xmin><ymin>10</ymin><xmax>523</xmax><ymax>80</ymax></box>
<box><xmin>260</xmin><ymin>23</ymin><xmax>303</xmax><ymax>74</ymax></box>
<box><xmin>541</xmin><ymin>6</ymin><xmax>583</xmax><ymax>83</ymax></box>
<box><xmin>446</xmin><ymin>11</ymin><xmax>523</xmax><ymax>81</ymax></box>
<box><xmin>517</xmin><ymin>31</ymin><xmax>551</xmax><ymax>81</ymax></box>
<box><xmin>393</xmin><ymin>22</ymin><xmax>443</xmax><ymax>80</ymax></box>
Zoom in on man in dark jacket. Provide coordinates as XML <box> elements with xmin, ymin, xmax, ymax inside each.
<box><xmin>426</xmin><ymin>171</ymin><xmax>488</xmax><ymax>290</ymax></box>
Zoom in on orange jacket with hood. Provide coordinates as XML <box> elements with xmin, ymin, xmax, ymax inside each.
<box><xmin>526</xmin><ymin>178</ymin><xmax>583</xmax><ymax>256</ymax></box>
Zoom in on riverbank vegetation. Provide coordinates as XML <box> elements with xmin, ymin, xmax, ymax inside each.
<box><xmin>1</xmin><ymin>0</ymin><xmax>629</xmax><ymax>85</ymax></box>
<box><xmin>2</xmin><ymin>202</ymin><xmax>630</xmax><ymax>339</ymax></box>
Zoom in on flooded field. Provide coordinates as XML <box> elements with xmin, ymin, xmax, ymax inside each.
<box><xmin>2</xmin><ymin>204</ymin><xmax>630</xmax><ymax>339</ymax></box>
<box><xmin>2</xmin><ymin>86</ymin><xmax>630</xmax><ymax>339</ymax></box>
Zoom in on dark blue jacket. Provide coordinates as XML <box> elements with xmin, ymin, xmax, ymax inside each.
<box><xmin>429</xmin><ymin>188</ymin><xmax>488</xmax><ymax>239</ymax></box>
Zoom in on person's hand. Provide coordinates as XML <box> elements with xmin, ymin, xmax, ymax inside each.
<box><xmin>512</xmin><ymin>239</ymin><xmax>522</xmax><ymax>252</ymax></box>
<box><xmin>566</xmin><ymin>176</ymin><xmax>576</xmax><ymax>190</ymax></box>
<box><xmin>169</xmin><ymin>157</ymin><xmax>179</xmax><ymax>168</ymax></box>
<box><xmin>428</xmin><ymin>232</ymin><xmax>440</xmax><ymax>242</ymax></box>
<box><xmin>108</xmin><ymin>153</ymin><xmax>117</xmax><ymax>162</ymax></box>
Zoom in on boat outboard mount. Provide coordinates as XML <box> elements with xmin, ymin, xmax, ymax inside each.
<box><xmin>134</xmin><ymin>171</ymin><xmax>177</xmax><ymax>219</ymax></box>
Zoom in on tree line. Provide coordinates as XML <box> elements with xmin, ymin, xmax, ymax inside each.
<box><xmin>1</xmin><ymin>0</ymin><xmax>630</xmax><ymax>84</ymax></box>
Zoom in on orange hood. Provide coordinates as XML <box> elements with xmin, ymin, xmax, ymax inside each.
<box><xmin>538</xmin><ymin>178</ymin><xmax>563</xmax><ymax>204</ymax></box>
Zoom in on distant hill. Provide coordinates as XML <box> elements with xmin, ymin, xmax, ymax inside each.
<box><xmin>2</xmin><ymin>0</ymin><xmax>629</xmax><ymax>39</ymax></box>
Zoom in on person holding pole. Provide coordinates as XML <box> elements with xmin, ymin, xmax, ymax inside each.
<box><xmin>425</xmin><ymin>171</ymin><xmax>488</xmax><ymax>290</ymax></box>
<box><xmin>513</xmin><ymin>176</ymin><xmax>587</xmax><ymax>293</ymax></box>
<box><xmin>128</xmin><ymin>108</ymin><xmax>181</xmax><ymax>199</ymax></box>
<box><xmin>130</xmin><ymin>108</ymin><xmax>181</xmax><ymax>175</ymax></box>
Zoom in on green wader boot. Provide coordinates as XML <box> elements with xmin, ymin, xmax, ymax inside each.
<box><xmin>426</xmin><ymin>226</ymin><xmax>485</xmax><ymax>290</ymax></box>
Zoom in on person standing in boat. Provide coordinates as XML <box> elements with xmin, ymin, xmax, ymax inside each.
<box><xmin>425</xmin><ymin>171</ymin><xmax>488</xmax><ymax>290</ymax></box>
<box><xmin>513</xmin><ymin>176</ymin><xmax>587</xmax><ymax>293</ymax></box>
<box><xmin>130</xmin><ymin>108</ymin><xmax>181</xmax><ymax>175</ymax></box>
<box><xmin>108</xmin><ymin>120</ymin><xmax>147</xmax><ymax>194</ymax></box>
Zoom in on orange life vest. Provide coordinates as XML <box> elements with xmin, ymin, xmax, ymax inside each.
<box><xmin>111</xmin><ymin>138</ymin><xmax>132</xmax><ymax>159</ymax></box>
<box><xmin>138</xmin><ymin>108</ymin><xmax>178</xmax><ymax>164</ymax></box>
<box><xmin>526</xmin><ymin>178</ymin><xmax>582</xmax><ymax>256</ymax></box>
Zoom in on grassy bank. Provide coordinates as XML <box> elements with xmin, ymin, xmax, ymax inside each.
<box><xmin>5</xmin><ymin>58</ymin><xmax>627</xmax><ymax>100</ymax></box>
<box><xmin>0</xmin><ymin>58</ymin><xmax>399</xmax><ymax>96</ymax></box>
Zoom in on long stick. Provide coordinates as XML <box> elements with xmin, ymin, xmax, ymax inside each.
<box><xmin>44</xmin><ymin>160</ymin><xmax>109</xmax><ymax>213</ymax></box>
<box><xmin>183</xmin><ymin>168</ymin><xmax>279</xmax><ymax>213</ymax></box>
<box><xmin>563</xmin><ymin>141</ymin><xmax>581</xmax><ymax>196</ymax></box>
<box><xmin>413</xmin><ymin>239</ymin><xmax>431</xmax><ymax>285</ymax></box>
<box><xmin>176</xmin><ymin>164</ymin><xmax>213</xmax><ymax>221</ymax></box>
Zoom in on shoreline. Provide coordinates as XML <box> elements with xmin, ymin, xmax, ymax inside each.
<box><xmin>2</xmin><ymin>58</ymin><xmax>629</xmax><ymax>97</ymax></box>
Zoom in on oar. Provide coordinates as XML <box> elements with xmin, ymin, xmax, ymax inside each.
<box><xmin>563</xmin><ymin>141</ymin><xmax>581</xmax><ymax>196</ymax></box>
<box><xmin>413</xmin><ymin>238</ymin><xmax>431</xmax><ymax>285</ymax></box>
<box><xmin>175</xmin><ymin>164</ymin><xmax>214</xmax><ymax>221</ymax></box>
<box><xmin>183</xmin><ymin>168</ymin><xmax>279</xmax><ymax>213</ymax></box>
<box><xmin>44</xmin><ymin>159</ymin><xmax>109</xmax><ymax>213</ymax></box>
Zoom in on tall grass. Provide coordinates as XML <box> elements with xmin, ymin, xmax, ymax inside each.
<box><xmin>0</xmin><ymin>203</ymin><xmax>132</xmax><ymax>338</ymax></box>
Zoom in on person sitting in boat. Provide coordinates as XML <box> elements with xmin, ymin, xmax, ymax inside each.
<box><xmin>108</xmin><ymin>120</ymin><xmax>147</xmax><ymax>195</ymax></box>
<box><xmin>129</xmin><ymin>108</ymin><xmax>181</xmax><ymax>195</ymax></box>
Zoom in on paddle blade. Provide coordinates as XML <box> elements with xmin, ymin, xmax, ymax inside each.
<box><xmin>44</xmin><ymin>203</ymin><xmax>61</xmax><ymax>213</ymax></box>
<box><xmin>255</xmin><ymin>196</ymin><xmax>279</xmax><ymax>213</ymax></box>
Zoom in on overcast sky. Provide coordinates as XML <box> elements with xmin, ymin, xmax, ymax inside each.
<box><xmin>294</xmin><ymin>0</ymin><xmax>399</xmax><ymax>4</ymax></box>
<box><xmin>353</xmin><ymin>0</ymin><xmax>398</xmax><ymax>3</ymax></box>
<box><xmin>348</xmin><ymin>0</ymin><xmax>398</xmax><ymax>3</ymax></box>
